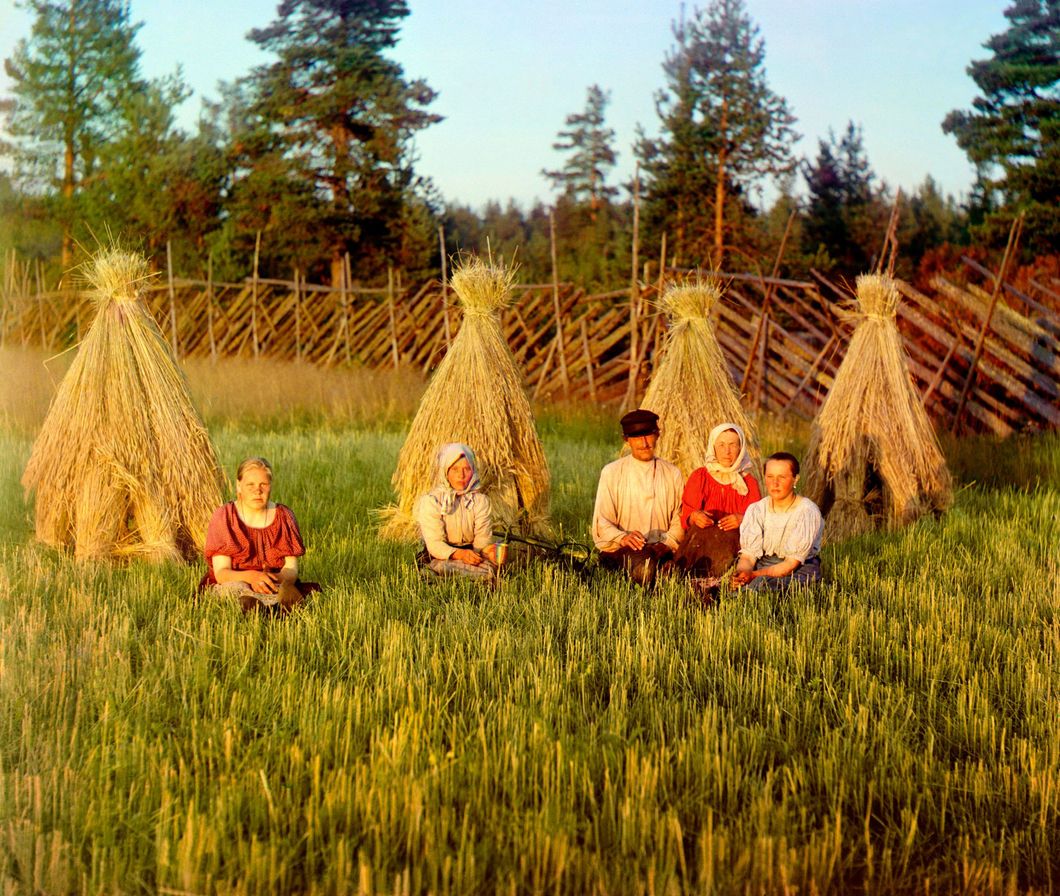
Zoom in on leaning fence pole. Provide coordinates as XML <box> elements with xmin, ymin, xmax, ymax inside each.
<box><xmin>166</xmin><ymin>240</ymin><xmax>179</xmax><ymax>357</ymax></box>
<box><xmin>952</xmin><ymin>213</ymin><xmax>1024</xmax><ymax>434</ymax></box>
<box><xmin>740</xmin><ymin>208</ymin><xmax>795</xmax><ymax>395</ymax></box>
<box><xmin>388</xmin><ymin>263</ymin><xmax>399</xmax><ymax>368</ymax></box>
<box><xmin>548</xmin><ymin>210</ymin><xmax>569</xmax><ymax>390</ymax></box>
<box><xmin>207</xmin><ymin>251</ymin><xmax>217</xmax><ymax>363</ymax></box>
<box><xmin>438</xmin><ymin>224</ymin><xmax>451</xmax><ymax>349</ymax></box>
<box><xmin>252</xmin><ymin>230</ymin><xmax>261</xmax><ymax>359</ymax></box>
<box><xmin>36</xmin><ymin>258</ymin><xmax>47</xmax><ymax>350</ymax></box>
<box><xmin>580</xmin><ymin>319</ymin><xmax>597</xmax><ymax>403</ymax></box>
<box><xmin>343</xmin><ymin>253</ymin><xmax>353</xmax><ymax>365</ymax></box>
<box><xmin>293</xmin><ymin>267</ymin><xmax>302</xmax><ymax>362</ymax></box>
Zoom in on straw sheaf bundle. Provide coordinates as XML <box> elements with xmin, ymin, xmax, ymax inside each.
<box><xmin>379</xmin><ymin>256</ymin><xmax>550</xmax><ymax>540</ymax></box>
<box><xmin>22</xmin><ymin>248</ymin><xmax>225</xmax><ymax>562</ymax></box>
<box><xmin>640</xmin><ymin>278</ymin><xmax>759</xmax><ymax>477</ymax></box>
<box><xmin>802</xmin><ymin>274</ymin><xmax>952</xmax><ymax>541</ymax></box>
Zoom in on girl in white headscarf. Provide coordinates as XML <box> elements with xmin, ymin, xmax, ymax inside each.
<box><xmin>673</xmin><ymin>423</ymin><xmax>762</xmax><ymax>584</ymax></box>
<box><xmin>415</xmin><ymin>443</ymin><xmax>498</xmax><ymax>579</ymax></box>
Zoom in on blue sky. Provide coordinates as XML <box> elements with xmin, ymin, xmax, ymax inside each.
<box><xmin>0</xmin><ymin>0</ymin><xmax>1009</xmax><ymax>209</ymax></box>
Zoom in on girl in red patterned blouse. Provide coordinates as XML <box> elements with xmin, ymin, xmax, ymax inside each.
<box><xmin>672</xmin><ymin>424</ymin><xmax>762</xmax><ymax>588</ymax></box>
<box><xmin>203</xmin><ymin>457</ymin><xmax>316</xmax><ymax>613</ymax></box>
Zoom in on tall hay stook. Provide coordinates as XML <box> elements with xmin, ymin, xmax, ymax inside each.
<box><xmin>380</xmin><ymin>256</ymin><xmax>551</xmax><ymax>540</ymax></box>
<box><xmin>22</xmin><ymin>248</ymin><xmax>225</xmax><ymax>562</ymax></box>
<box><xmin>641</xmin><ymin>277</ymin><xmax>759</xmax><ymax>477</ymax></box>
<box><xmin>802</xmin><ymin>273</ymin><xmax>953</xmax><ymax>541</ymax></box>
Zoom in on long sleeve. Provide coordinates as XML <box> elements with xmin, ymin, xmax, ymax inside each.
<box><xmin>781</xmin><ymin>499</ymin><xmax>824</xmax><ymax>562</ymax></box>
<box><xmin>415</xmin><ymin>494</ymin><xmax>456</xmax><ymax>560</ymax></box>
<box><xmin>661</xmin><ymin>463</ymin><xmax>685</xmax><ymax>550</ymax></box>
<box><xmin>739</xmin><ymin>499</ymin><xmax>766</xmax><ymax>561</ymax></box>
<box><xmin>680</xmin><ymin>469</ymin><xmax>708</xmax><ymax>529</ymax></box>
<box><xmin>592</xmin><ymin>463</ymin><xmax>627</xmax><ymax>551</ymax></box>
<box><xmin>471</xmin><ymin>493</ymin><xmax>492</xmax><ymax>551</ymax></box>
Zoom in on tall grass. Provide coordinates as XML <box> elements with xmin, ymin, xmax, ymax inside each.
<box><xmin>1</xmin><ymin>354</ymin><xmax>1058</xmax><ymax>893</ymax></box>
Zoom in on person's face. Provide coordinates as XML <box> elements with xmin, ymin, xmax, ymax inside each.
<box><xmin>237</xmin><ymin>467</ymin><xmax>272</xmax><ymax>509</ymax></box>
<box><xmin>764</xmin><ymin>459</ymin><xmax>797</xmax><ymax>501</ymax></box>
<box><xmin>625</xmin><ymin>431</ymin><xmax>658</xmax><ymax>461</ymax></box>
<box><xmin>446</xmin><ymin>456</ymin><xmax>474</xmax><ymax>491</ymax></box>
<box><xmin>714</xmin><ymin>429</ymin><xmax>742</xmax><ymax>467</ymax></box>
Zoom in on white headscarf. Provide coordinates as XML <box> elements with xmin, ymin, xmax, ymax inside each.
<box><xmin>430</xmin><ymin>442</ymin><xmax>482</xmax><ymax>514</ymax></box>
<box><xmin>704</xmin><ymin>423</ymin><xmax>756</xmax><ymax>496</ymax></box>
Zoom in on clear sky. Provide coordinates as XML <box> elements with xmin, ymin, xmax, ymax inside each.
<box><xmin>0</xmin><ymin>0</ymin><xmax>1010</xmax><ymax>210</ymax></box>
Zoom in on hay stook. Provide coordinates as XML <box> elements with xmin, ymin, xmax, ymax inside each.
<box><xmin>380</xmin><ymin>255</ymin><xmax>551</xmax><ymax>541</ymax></box>
<box><xmin>802</xmin><ymin>273</ymin><xmax>953</xmax><ymax>541</ymax></box>
<box><xmin>640</xmin><ymin>277</ymin><xmax>760</xmax><ymax>477</ymax></box>
<box><xmin>21</xmin><ymin>247</ymin><xmax>226</xmax><ymax>562</ymax></box>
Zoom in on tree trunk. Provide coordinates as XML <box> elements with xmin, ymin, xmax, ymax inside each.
<box><xmin>713</xmin><ymin>99</ymin><xmax>728</xmax><ymax>269</ymax></box>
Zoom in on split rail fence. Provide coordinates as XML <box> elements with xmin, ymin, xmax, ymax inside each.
<box><xmin>2</xmin><ymin>255</ymin><xmax>1058</xmax><ymax>436</ymax></box>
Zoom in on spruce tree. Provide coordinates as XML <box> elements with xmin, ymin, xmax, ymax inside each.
<box><xmin>543</xmin><ymin>85</ymin><xmax>618</xmax><ymax>218</ymax></box>
<box><xmin>638</xmin><ymin>0</ymin><xmax>797</xmax><ymax>267</ymax></box>
<box><xmin>231</xmin><ymin>0</ymin><xmax>441</xmax><ymax>281</ymax></box>
<box><xmin>2</xmin><ymin>0</ymin><xmax>146</xmax><ymax>265</ymax></box>
<box><xmin>942</xmin><ymin>0</ymin><xmax>1060</xmax><ymax>252</ymax></box>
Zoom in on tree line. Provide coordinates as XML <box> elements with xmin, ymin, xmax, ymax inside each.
<box><xmin>2</xmin><ymin>0</ymin><xmax>1057</xmax><ymax>290</ymax></box>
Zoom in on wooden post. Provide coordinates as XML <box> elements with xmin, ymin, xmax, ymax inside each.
<box><xmin>754</xmin><ymin>318</ymin><xmax>769</xmax><ymax>412</ymax></box>
<box><xmin>166</xmin><ymin>240</ymin><xmax>179</xmax><ymax>357</ymax></box>
<box><xmin>252</xmin><ymin>230</ymin><xmax>261</xmax><ymax>359</ymax></box>
<box><xmin>36</xmin><ymin>259</ymin><xmax>47</xmax><ymax>350</ymax></box>
<box><xmin>580</xmin><ymin>319</ymin><xmax>597</xmax><ymax>403</ymax></box>
<box><xmin>388</xmin><ymin>263</ymin><xmax>399</xmax><ymax>368</ymax></box>
<box><xmin>740</xmin><ymin>208</ymin><xmax>795</xmax><ymax>394</ymax></box>
<box><xmin>626</xmin><ymin>162</ymin><xmax>641</xmax><ymax>408</ymax></box>
<box><xmin>207</xmin><ymin>251</ymin><xmax>217</xmax><ymax>363</ymax></box>
<box><xmin>343</xmin><ymin>252</ymin><xmax>353</xmax><ymax>365</ymax></box>
<box><xmin>875</xmin><ymin>188</ymin><xmax>903</xmax><ymax>277</ymax></box>
<box><xmin>952</xmin><ymin>213</ymin><xmax>1024</xmax><ymax>433</ymax></box>
<box><xmin>781</xmin><ymin>334</ymin><xmax>838</xmax><ymax>413</ymax></box>
<box><xmin>438</xmin><ymin>224</ymin><xmax>451</xmax><ymax>349</ymax></box>
<box><xmin>548</xmin><ymin>210</ymin><xmax>569</xmax><ymax>390</ymax></box>
<box><xmin>293</xmin><ymin>266</ymin><xmax>302</xmax><ymax>363</ymax></box>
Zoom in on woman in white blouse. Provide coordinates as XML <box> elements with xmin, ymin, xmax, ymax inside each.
<box><xmin>415</xmin><ymin>443</ymin><xmax>499</xmax><ymax>580</ymax></box>
<box><xmin>732</xmin><ymin>452</ymin><xmax>824</xmax><ymax>591</ymax></box>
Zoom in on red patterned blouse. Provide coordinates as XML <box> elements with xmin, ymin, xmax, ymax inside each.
<box><xmin>203</xmin><ymin>502</ymin><xmax>306</xmax><ymax>585</ymax></box>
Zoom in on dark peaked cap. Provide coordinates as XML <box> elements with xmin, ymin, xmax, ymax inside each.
<box><xmin>620</xmin><ymin>409</ymin><xmax>660</xmax><ymax>437</ymax></box>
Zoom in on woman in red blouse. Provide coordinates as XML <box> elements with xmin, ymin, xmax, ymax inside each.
<box><xmin>673</xmin><ymin>424</ymin><xmax>761</xmax><ymax>586</ymax></box>
<box><xmin>202</xmin><ymin>457</ymin><xmax>316</xmax><ymax>613</ymax></box>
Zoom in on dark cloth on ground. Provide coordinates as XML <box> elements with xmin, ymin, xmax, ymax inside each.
<box><xmin>672</xmin><ymin>519</ymin><xmax>741</xmax><ymax>578</ymax></box>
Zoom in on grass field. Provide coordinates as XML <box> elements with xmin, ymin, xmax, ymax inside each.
<box><xmin>1</xmin><ymin>349</ymin><xmax>1058</xmax><ymax>894</ymax></box>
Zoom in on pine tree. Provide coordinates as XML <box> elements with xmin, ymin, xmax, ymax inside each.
<box><xmin>2</xmin><ymin>0</ymin><xmax>146</xmax><ymax>265</ymax></box>
<box><xmin>942</xmin><ymin>0</ymin><xmax>1060</xmax><ymax>253</ymax></box>
<box><xmin>230</xmin><ymin>0</ymin><xmax>441</xmax><ymax>282</ymax></box>
<box><xmin>638</xmin><ymin>0</ymin><xmax>797</xmax><ymax>267</ymax></box>
<box><xmin>542</xmin><ymin>85</ymin><xmax>618</xmax><ymax>218</ymax></box>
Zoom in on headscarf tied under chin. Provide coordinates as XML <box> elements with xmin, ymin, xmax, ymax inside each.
<box><xmin>704</xmin><ymin>423</ymin><xmax>756</xmax><ymax>496</ymax></box>
<box><xmin>431</xmin><ymin>442</ymin><xmax>482</xmax><ymax>514</ymax></box>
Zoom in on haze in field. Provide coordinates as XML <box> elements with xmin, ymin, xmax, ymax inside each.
<box><xmin>0</xmin><ymin>0</ymin><xmax>1008</xmax><ymax>206</ymax></box>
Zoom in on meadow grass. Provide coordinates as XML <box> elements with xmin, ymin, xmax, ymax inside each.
<box><xmin>1</xmin><ymin>352</ymin><xmax>1058</xmax><ymax>894</ymax></box>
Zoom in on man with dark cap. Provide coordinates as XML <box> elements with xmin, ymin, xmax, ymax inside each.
<box><xmin>591</xmin><ymin>408</ymin><xmax>684</xmax><ymax>586</ymax></box>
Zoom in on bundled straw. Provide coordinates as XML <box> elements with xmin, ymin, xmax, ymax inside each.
<box><xmin>380</xmin><ymin>255</ymin><xmax>550</xmax><ymax>540</ymax></box>
<box><xmin>640</xmin><ymin>277</ymin><xmax>759</xmax><ymax>477</ymax></box>
<box><xmin>22</xmin><ymin>248</ymin><xmax>225</xmax><ymax>562</ymax></box>
<box><xmin>802</xmin><ymin>274</ymin><xmax>952</xmax><ymax>540</ymax></box>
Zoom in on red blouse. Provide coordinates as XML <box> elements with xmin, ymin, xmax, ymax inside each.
<box><xmin>203</xmin><ymin>502</ymin><xmax>305</xmax><ymax>584</ymax></box>
<box><xmin>680</xmin><ymin>468</ymin><xmax>761</xmax><ymax>529</ymax></box>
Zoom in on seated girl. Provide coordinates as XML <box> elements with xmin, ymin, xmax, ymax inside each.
<box><xmin>673</xmin><ymin>423</ymin><xmax>761</xmax><ymax>579</ymax></box>
<box><xmin>415</xmin><ymin>443</ymin><xmax>499</xmax><ymax>580</ymax></box>
<box><xmin>202</xmin><ymin>457</ymin><xmax>318</xmax><ymax>613</ymax></box>
<box><xmin>732</xmin><ymin>452</ymin><xmax>824</xmax><ymax>591</ymax></box>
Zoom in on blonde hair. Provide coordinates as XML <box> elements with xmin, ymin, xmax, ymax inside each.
<box><xmin>236</xmin><ymin>457</ymin><xmax>273</xmax><ymax>482</ymax></box>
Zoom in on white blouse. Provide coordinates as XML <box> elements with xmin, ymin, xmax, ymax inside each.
<box><xmin>739</xmin><ymin>495</ymin><xmax>823</xmax><ymax>563</ymax></box>
<box><xmin>415</xmin><ymin>491</ymin><xmax>493</xmax><ymax>560</ymax></box>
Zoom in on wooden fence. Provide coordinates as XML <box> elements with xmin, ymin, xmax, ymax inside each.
<box><xmin>2</xmin><ymin>255</ymin><xmax>1058</xmax><ymax>435</ymax></box>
